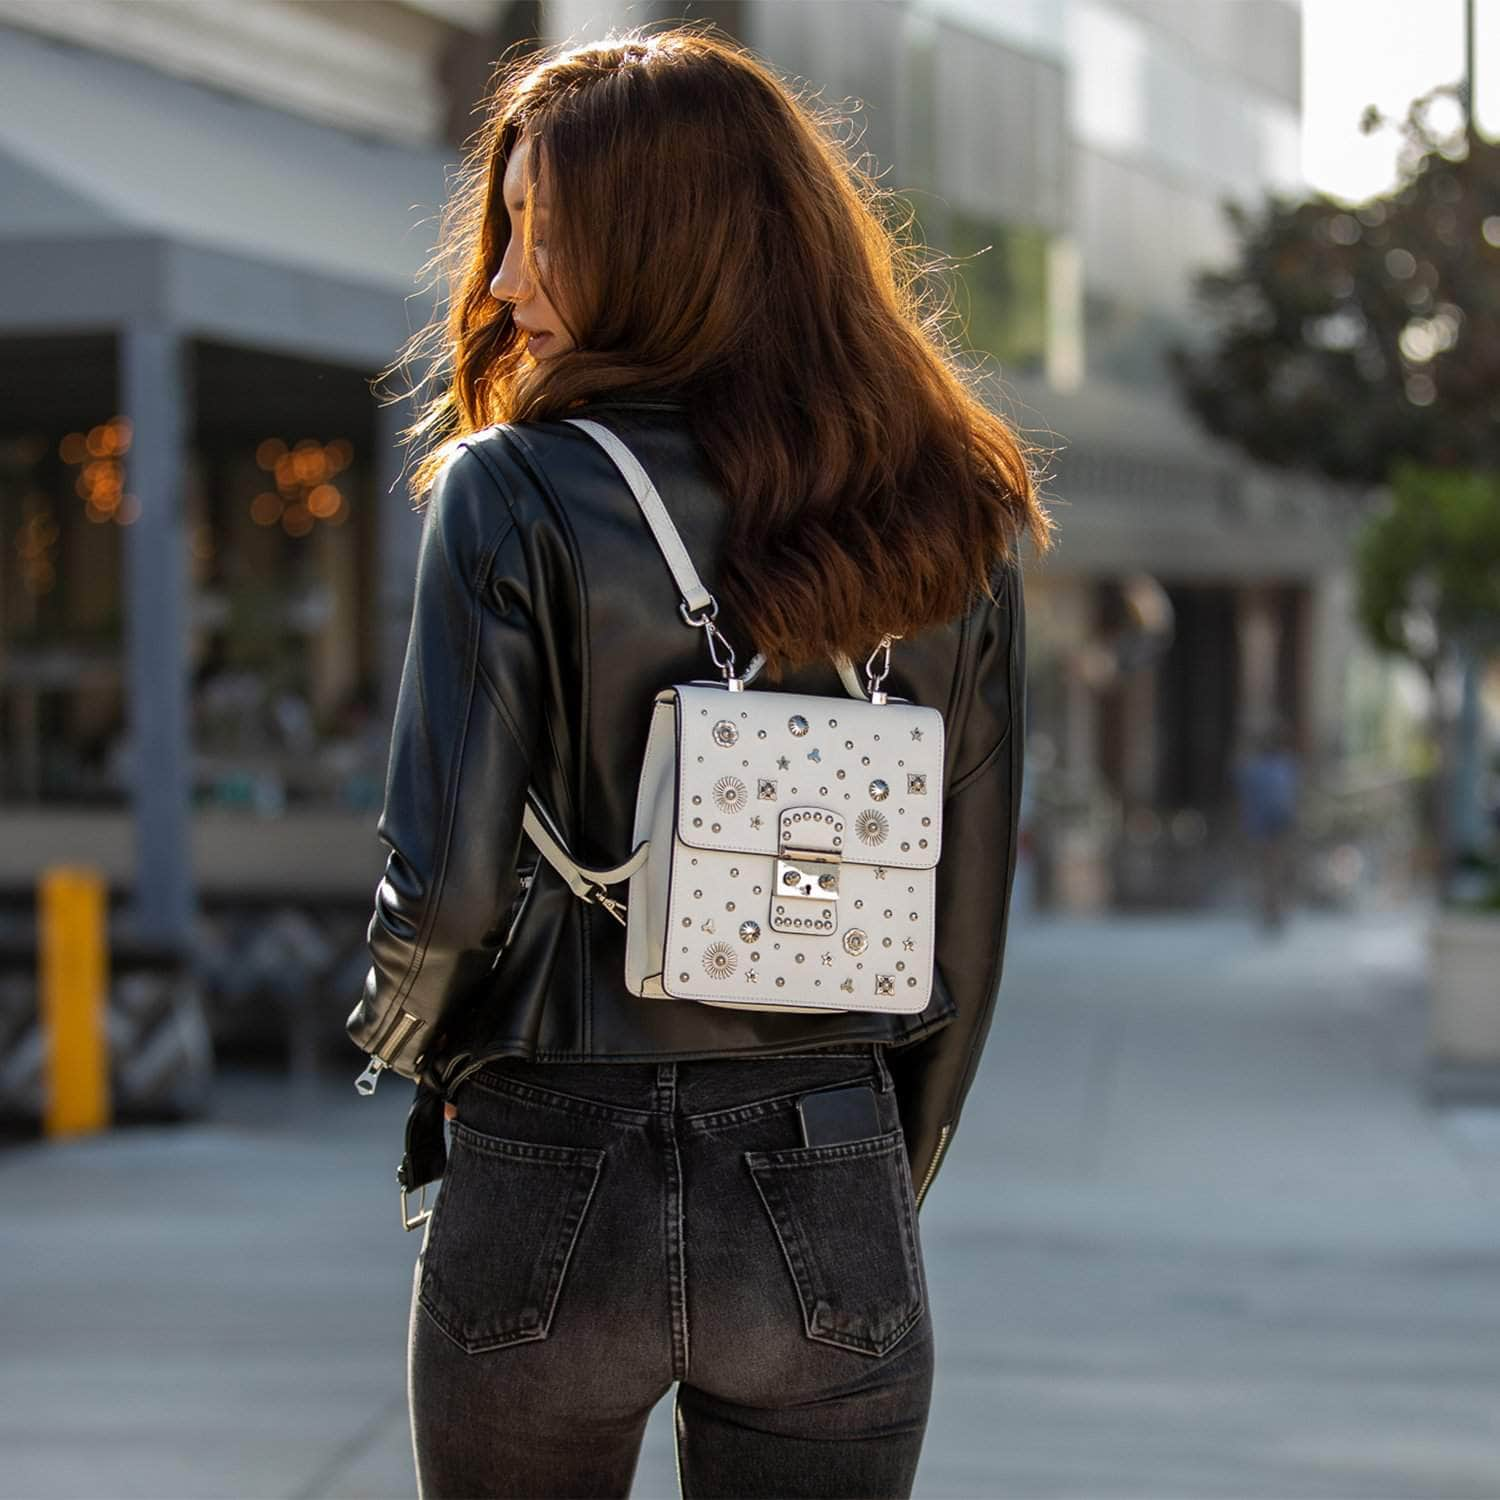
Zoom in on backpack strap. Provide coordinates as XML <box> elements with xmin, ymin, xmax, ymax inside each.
<box><xmin>524</xmin><ymin>417</ymin><xmax>871</xmax><ymax>920</ymax></box>
<box><xmin>565</xmin><ymin>417</ymin><xmax>715</xmax><ymax>616</ymax></box>
<box><xmin>521</xmin><ymin>790</ymin><xmax>649</xmax><ymax>925</ymax></box>
<box><xmin>564</xmin><ymin>416</ymin><xmax>870</xmax><ymax>702</ymax></box>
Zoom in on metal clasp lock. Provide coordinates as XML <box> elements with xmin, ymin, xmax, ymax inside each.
<box><xmin>774</xmin><ymin>848</ymin><xmax>842</xmax><ymax>901</ymax></box>
<box><xmin>771</xmin><ymin>806</ymin><xmax>845</xmax><ymax>936</ymax></box>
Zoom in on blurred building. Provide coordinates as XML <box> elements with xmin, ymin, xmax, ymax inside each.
<box><xmin>0</xmin><ymin>0</ymin><xmax>1390</xmax><ymax>1092</ymax></box>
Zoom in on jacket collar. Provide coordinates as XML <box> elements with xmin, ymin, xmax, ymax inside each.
<box><xmin>572</xmin><ymin>395</ymin><xmax>688</xmax><ymax>412</ymax></box>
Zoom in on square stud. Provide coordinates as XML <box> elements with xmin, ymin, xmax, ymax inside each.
<box><xmin>757</xmin><ymin>779</ymin><xmax>777</xmax><ymax>800</ymax></box>
<box><xmin>907</xmin><ymin>773</ymin><xmax>926</xmax><ymax>795</ymax></box>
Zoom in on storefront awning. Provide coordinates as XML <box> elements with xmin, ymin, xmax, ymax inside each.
<box><xmin>0</xmin><ymin>23</ymin><xmax>458</xmax><ymax>360</ymax></box>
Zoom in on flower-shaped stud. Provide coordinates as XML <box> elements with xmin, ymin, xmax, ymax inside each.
<box><xmin>702</xmin><ymin>942</ymin><xmax>737</xmax><ymax>979</ymax></box>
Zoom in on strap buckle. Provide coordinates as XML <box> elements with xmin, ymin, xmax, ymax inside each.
<box><xmin>400</xmin><ymin>1180</ymin><xmax>432</xmax><ymax>1232</ymax></box>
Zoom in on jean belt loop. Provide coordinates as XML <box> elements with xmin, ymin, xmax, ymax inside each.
<box><xmin>871</xmin><ymin>1042</ymin><xmax>891</xmax><ymax>1092</ymax></box>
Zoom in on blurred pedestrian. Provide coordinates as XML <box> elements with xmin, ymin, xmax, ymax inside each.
<box><xmin>1234</xmin><ymin>717</ymin><xmax>1301</xmax><ymax>932</ymax></box>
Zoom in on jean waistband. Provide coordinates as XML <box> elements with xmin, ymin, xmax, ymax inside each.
<box><xmin>462</xmin><ymin>1042</ymin><xmax>893</xmax><ymax>1119</ymax></box>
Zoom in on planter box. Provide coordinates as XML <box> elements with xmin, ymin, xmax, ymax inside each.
<box><xmin>1426</xmin><ymin>909</ymin><xmax>1500</xmax><ymax>1104</ymax></box>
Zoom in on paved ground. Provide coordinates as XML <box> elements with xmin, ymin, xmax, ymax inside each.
<box><xmin>4</xmin><ymin>894</ymin><xmax>1500</xmax><ymax>1499</ymax></box>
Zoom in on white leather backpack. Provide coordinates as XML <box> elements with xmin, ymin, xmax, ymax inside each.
<box><xmin>519</xmin><ymin>416</ymin><xmax>945</xmax><ymax>1015</ymax></box>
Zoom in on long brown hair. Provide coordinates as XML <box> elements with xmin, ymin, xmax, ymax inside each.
<box><xmin>379</xmin><ymin>23</ymin><xmax>1055</xmax><ymax>682</ymax></box>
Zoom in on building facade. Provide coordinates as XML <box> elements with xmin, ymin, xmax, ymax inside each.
<box><xmin>0</xmin><ymin>0</ymin><xmax>1399</xmax><ymax>1099</ymax></box>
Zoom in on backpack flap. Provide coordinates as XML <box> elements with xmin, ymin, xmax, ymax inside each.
<box><xmin>651</xmin><ymin>683</ymin><xmax>944</xmax><ymax>1014</ymax></box>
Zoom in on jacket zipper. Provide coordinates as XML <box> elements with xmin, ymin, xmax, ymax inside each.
<box><xmin>915</xmin><ymin>1124</ymin><xmax>951</xmax><ymax>1209</ymax></box>
<box><xmin>353</xmin><ymin>1009</ymin><xmax>422</xmax><ymax>1096</ymax></box>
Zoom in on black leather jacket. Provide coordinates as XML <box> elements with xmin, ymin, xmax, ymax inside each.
<box><xmin>348</xmin><ymin>395</ymin><xmax>1026</xmax><ymax>1212</ymax></box>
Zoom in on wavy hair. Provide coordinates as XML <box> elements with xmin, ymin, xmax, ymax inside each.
<box><xmin>378</xmin><ymin>23</ymin><xmax>1056</xmax><ymax>682</ymax></box>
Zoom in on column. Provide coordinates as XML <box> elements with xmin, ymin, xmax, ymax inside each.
<box><xmin>120</xmin><ymin>324</ymin><xmax>194</xmax><ymax>948</ymax></box>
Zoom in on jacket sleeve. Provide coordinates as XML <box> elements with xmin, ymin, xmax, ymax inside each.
<box><xmin>345</xmin><ymin>442</ymin><xmax>544</xmax><ymax>1084</ymax></box>
<box><xmin>889</xmin><ymin>554</ymin><xmax>1026</xmax><ymax>1212</ymax></box>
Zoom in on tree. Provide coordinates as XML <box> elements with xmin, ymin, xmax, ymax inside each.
<box><xmin>1168</xmin><ymin>85</ymin><xmax>1500</xmax><ymax>484</ymax></box>
<box><xmin>1166</xmin><ymin>87</ymin><xmax>1500</xmax><ymax>897</ymax></box>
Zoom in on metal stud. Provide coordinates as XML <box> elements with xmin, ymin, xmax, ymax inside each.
<box><xmin>855</xmin><ymin>809</ymin><xmax>889</xmax><ymax>846</ymax></box>
<box><xmin>712</xmin><ymin>720</ymin><xmax>739</xmax><ymax>747</ymax></box>
<box><xmin>758</xmin><ymin>779</ymin><xmax>777</xmax><ymax>800</ymax></box>
<box><xmin>788</xmin><ymin>715</ymin><xmax>809</xmax><ymax>736</ymax></box>
<box><xmin>842</xmin><ymin>928</ymin><xmax>869</xmax><ymax>956</ymax></box>
<box><xmin>702</xmin><ymin>942</ymin><xmax>737</xmax><ymax>979</ymax></box>
<box><xmin>907</xmin><ymin>773</ymin><xmax>927</xmax><ymax>795</ymax></box>
<box><xmin>869</xmin><ymin>779</ymin><xmax>889</xmax><ymax>801</ymax></box>
<box><xmin>875</xmin><ymin>974</ymin><xmax>895</xmax><ymax>996</ymax></box>
<box><xmin>713</xmin><ymin>776</ymin><xmax>748</xmax><ymax>814</ymax></box>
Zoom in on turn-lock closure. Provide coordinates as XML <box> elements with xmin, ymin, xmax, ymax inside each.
<box><xmin>770</xmin><ymin>806</ymin><xmax>843</xmax><ymax>935</ymax></box>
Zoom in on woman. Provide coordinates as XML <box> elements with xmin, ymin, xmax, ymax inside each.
<box><xmin>350</xmin><ymin>25</ymin><xmax>1054</xmax><ymax>1499</ymax></box>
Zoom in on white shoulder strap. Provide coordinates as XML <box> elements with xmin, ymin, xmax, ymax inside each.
<box><xmin>564</xmin><ymin>417</ymin><xmax>714</xmax><ymax>616</ymax></box>
<box><xmin>563</xmin><ymin>415</ymin><xmax>867</xmax><ymax>700</ymax></box>
<box><xmin>524</xmin><ymin>416</ymin><xmax>871</xmax><ymax>914</ymax></box>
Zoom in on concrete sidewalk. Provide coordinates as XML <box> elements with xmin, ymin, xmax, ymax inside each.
<box><xmin>3</xmin><ymin>898</ymin><xmax>1499</xmax><ymax>1498</ymax></box>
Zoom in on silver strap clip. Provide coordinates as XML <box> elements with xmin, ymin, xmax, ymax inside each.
<box><xmin>592</xmin><ymin>888</ymin><xmax>628</xmax><ymax>926</ymax></box>
<box><xmin>680</xmin><ymin>596</ymin><xmax>744</xmax><ymax>691</ymax></box>
<box><xmin>864</xmin><ymin>633</ymin><xmax>902</xmax><ymax>704</ymax></box>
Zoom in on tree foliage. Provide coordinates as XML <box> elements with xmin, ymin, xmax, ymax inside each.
<box><xmin>1355</xmin><ymin>461</ymin><xmax>1500</xmax><ymax>665</ymax></box>
<box><xmin>1167</xmin><ymin>87</ymin><xmax>1500</xmax><ymax>487</ymax></box>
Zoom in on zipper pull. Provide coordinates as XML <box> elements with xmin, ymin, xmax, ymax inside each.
<box><xmin>354</xmin><ymin>1057</ymin><xmax>387</xmax><ymax>1096</ymax></box>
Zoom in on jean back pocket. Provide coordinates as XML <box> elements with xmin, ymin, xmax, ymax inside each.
<box><xmin>744</xmin><ymin>1124</ymin><xmax>924</xmax><ymax>1357</ymax></box>
<box><xmin>418</xmin><ymin>1120</ymin><xmax>605</xmax><ymax>1354</ymax></box>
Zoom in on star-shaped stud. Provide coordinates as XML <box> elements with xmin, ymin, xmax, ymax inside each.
<box><xmin>874</xmin><ymin>866</ymin><xmax>887</xmax><ymax>880</ymax></box>
<box><xmin>745</xmin><ymin>970</ymin><xmax>758</xmax><ymax>984</ymax></box>
<box><xmin>749</xmin><ymin>815</ymin><xmax>763</xmax><ymax>830</ymax></box>
<box><xmin>911</xmin><ymin>726</ymin><xmax>923</xmax><ymax>741</ymax></box>
<box><xmin>776</xmin><ymin>755</ymin><xmax>790</xmax><ymax>771</ymax></box>
<box><xmin>902</xmin><ymin>937</ymin><xmax>915</xmax><ymax>952</ymax></box>
<box><xmin>821</xmin><ymin>952</ymin><xmax>833</xmax><ymax>966</ymax></box>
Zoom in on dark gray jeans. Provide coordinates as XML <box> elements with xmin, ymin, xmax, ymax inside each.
<box><xmin>407</xmin><ymin>1042</ymin><xmax>934</xmax><ymax>1498</ymax></box>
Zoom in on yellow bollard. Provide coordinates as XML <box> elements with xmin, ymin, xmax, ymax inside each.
<box><xmin>38</xmin><ymin>866</ymin><xmax>111</xmax><ymax>1136</ymax></box>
